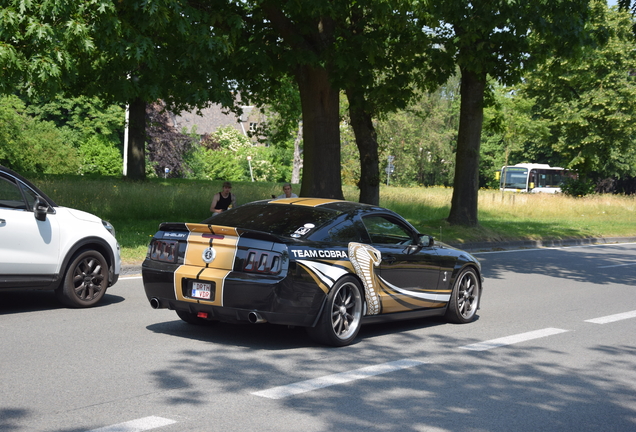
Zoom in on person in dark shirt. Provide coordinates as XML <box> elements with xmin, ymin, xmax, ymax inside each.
<box><xmin>210</xmin><ymin>181</ymin><xmax>236</xmax><ymax>214</ymax></box>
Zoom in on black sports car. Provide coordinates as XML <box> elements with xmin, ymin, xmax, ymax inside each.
<box><xmin>142</xmin><ymin>198</ymin><xmax>482</xmax><ymax>346</ymax></box>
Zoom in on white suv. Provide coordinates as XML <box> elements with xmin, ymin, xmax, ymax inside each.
<box><xmin>0</xmin><ymin>165</ymin><xmax>121</xmax><ymax>307</ymax></box>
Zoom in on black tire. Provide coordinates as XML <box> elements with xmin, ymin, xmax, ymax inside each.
<box><xmin>307</xmin><ymin>276</ymin><xmax>364</xmax><ymax>347</ymax></box>
<box><xmin>445</xmin><ymin>267</ymin><xmax>480</xmax><ymax>324</ymax></box>
<box><xmin>176</xmin><ymin>309</ymin><xmax>217</xmax><ymax>325</ymax></box>
<box><xmin>55</xmin><ymin>250</ymin><xmax>108</xmax><ymax>308</ymax></box>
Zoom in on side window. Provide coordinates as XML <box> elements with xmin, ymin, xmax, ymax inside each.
<box><xmin>18</xmin><ymin>181</ymin><xmax>38</xmax><ymax>210</ymax></box>
<box><xmin>362</xmin><ymin>215</ymin><xmax>413</xmax><ymax>245</ymax></box>
<box><xmin>308</xmin><ymin>219</ymin><xmax>365</xmax><ymax>243</ymax></box>
<box><xmin>0</xmin><ymin>176</ymin><xmax>27</xmax><ymax>210</ymax></box>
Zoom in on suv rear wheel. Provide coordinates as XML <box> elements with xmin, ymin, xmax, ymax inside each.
<box><xmin>55</xmin><ymin>250</ymin><xmax>108</xmax><ymax>308</ymax></box>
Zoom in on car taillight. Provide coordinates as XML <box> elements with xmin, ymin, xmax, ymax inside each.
<box><xmin>149</xmin><ymin>239</ymin><xmax>178</xmax><ymax>263</ymax></box>
<box><xmin>243</xmin><ymin>249</ymin><xmax>282</xmax><ymax>275</ymax></box>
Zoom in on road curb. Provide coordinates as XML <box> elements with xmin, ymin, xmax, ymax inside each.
<box><xmin>448</xmin><ymin>236</ymin><xmax>636</xmax><ymax>253</ymax></box>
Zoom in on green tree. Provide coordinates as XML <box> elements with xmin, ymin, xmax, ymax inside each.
<box><xmin>1</xmin><ymin>1</ymin><xmax>236</xmax><ymax>179</ymax></box>
<box><xmin>24</xmin><ymin>95</ymin><xmax>124</xmax><ymax>145</ymax></box>
<box><xmin>518</xmin><ymin>3</ymin><xmax>636</xmax><ymax>181</ymax></box>
<box><xmin>338</xmin><ymin>1</ymin><xmax>439</xmax><ymax>204</ymax></box>
<box><xmin>228</xmin><ymin>0</ymin><xmax>449</xmax><ymax>202</ymax></box>
<box><xmin>374</xmin><ymin>81</ymin><xmax>460</xmax><ymax>187</ymax></box>
<box><xmin>185</xmin><ymin>126</ymin><xmax>284</xmax><ymax>182</ymax></box>
<box><xmin>480</xmin><ymin>83</ymin><xmax>552</xmax><ymax>188</ymax></box>
<box><xmin>0</xmin><ymin>95</ymin><xmax>79</xmax><ymax>173</ymax></box>
<box><xmin>430</xmin><ymin>0</ymin><xmax>593</xmax><ymax>226</ymax></box>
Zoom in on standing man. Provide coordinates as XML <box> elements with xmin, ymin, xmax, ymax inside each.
<box><xmin>277</xmin><ymin>183</ymin><xmax>298</xmax><ymax>198</ymax></box>
<box><xmin>210</xmin><ymin>181</ymin><xmax>237</xmax><ymax>214</ymax></box>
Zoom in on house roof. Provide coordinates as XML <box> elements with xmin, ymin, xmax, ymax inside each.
<box><xmin>171</xmin><ymin>104</ymin><xmax>257</xmax><ymax>136</ymax></box>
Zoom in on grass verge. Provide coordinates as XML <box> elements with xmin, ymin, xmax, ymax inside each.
<box><xmin>30</xmin><ymin>175</ymin><xmax>636</xmax><ymax>264</ymax></box>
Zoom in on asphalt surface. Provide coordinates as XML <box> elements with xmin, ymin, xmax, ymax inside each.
<box><xmin>3</xmin><ymin>242</ymin><xmax>636</xmax><ymax>432</ymax></box>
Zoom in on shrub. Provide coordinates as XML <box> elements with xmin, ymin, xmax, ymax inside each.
<box><xmin>79</xmin><ymin>135</ymin><xmax>123</xmax><ymax>176</ymax></box>
<box><xmin>561</xmin><ymin>177</ymin><xmax>595</xmax><ymax>197</ymax></box>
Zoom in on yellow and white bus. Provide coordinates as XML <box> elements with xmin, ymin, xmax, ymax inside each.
<box><xmin>499</xmin><ymin>163</ymin><xmax>572</xmax><ymax>193</ymax></box>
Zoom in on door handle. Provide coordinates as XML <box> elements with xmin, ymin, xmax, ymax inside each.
<box><xmin>382</xmin><ymin>255</ymin><xmax>396</xmax><ymax>264</ymax></box>
<box><xmin>0</xmin><ymin>219</ymin><xmax>5</xmax><ymax>224</ymax></box>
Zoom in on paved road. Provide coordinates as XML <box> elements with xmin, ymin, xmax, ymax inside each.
<box><xmin>1</xmin><ymin>243</ymin><xmax>635</xmax><ymax>432</ymax></box>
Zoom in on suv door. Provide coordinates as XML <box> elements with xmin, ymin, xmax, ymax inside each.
<box><xmin>0</xmin><ymin>174</ymin><xmax>61</xmax><ymax>281</ymax></box>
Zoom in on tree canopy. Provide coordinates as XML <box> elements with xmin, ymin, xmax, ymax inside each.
<box><xmin>1</xmin><ymin>0</ymin><xmax>238</xmax><ymax>179</ymax></box>
<box><xmin>483</xmin><ymin>2</ymin><xmax>636</xmax><ymax>183</ymax></box>
<box><xmin>2</xmin><ymin>0</ymin><xmax>615</xmax><ymax>226</ymax></box>
<box><xmin>429</xmin><ymin>0</ymin><xmax>593</xmax><ymax>226</ymax></box>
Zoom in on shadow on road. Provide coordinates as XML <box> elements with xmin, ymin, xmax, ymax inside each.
<box><xmin>0</xmin><ymin>290</ymin><xmax>125</xmax><ymax>314</ymax></box>
<box><xmin>477</xmin><ymin>243</ymin><xmax>636</xmax><ymax>286</ymax></box>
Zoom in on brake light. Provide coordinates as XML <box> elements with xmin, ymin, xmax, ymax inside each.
<box><xmin>243</xmin><ymin>250</ymin><xmax>282</xmax><ymax>275</ymax></box>
<box><xmin>149</xmin><ymin>239</ymin><xmax>178</xmax><ymax>263</ymax></box>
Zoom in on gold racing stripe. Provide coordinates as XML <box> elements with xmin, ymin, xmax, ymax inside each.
<box><xmin>268</xmin><ymin>197</ymin><xmax>339</xmax><ymax>207</ymax></box>
<box><xmin>376</xmin><ymin>278</ymin><xmax>447</xmax><ymax>312</ymax></box>
<box><xmin>174</xmin><ymin>224</ymin><xmax>240</xmax><ymax>306</ymax></box>
<box><xmin>296</xmin><ymin>259</ymin><xmax>354</xmax><ymax>294</ymax></box>
<box><xmin>379</xmin><ymin>295</ymin><xmax>446</xmax><ymax>313</ymax></box>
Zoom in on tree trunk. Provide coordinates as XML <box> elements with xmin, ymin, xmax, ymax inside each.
<box><xmin>346</xmin><ymin>88</ymin><xmax>380</xmax><ymax>205</ymax></box>
<box><xmin>447</xmin><ymin>68</ymin><xmax>486</xmax><ymax>226</ymax></box>
<box><xmin>126</xmin><ymin>97</ymin><xmax>146</xmax><ymax>180</ymax></box>
<box><xmin>291</xmin><ymin>120</ymin><xmax>303</xmax><ymax>185</ymax></box>
<box><xmin>296</xmin><ymin>64</ymin><xmax>344</xmax><ymax>199</ymax></box>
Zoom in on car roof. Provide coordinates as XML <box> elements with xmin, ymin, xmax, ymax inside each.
<box><xmin>198</xmin><ymin>198</ymin><xmax>405</xmax><ymax>240</ymax></box>
<box><xmin>256</xmin><ymin>197</ymin><xmax>385</xmax><ymax>214</ymax></box>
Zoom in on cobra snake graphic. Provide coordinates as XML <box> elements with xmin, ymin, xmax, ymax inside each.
<box><xmin>348</xmin><ymin>242</ymin><xmax>382</xmax><ymax>315</ymax></box>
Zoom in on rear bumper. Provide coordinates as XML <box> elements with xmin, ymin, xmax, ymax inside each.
<box><xmin>142</xmin><ymin>259</ymin><xmax>325</xmax><ymax>327</ymax></box>
<box><xmin>146</xmin><ymin>295</ymin><xmax>318</xmax><ymax>326</ymax></box>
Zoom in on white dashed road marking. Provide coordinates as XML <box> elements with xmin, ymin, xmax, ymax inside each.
<box><xmin>251</xmin><ymin>359</ymin><xmax>427</xmax><ymax>399</ymax></box>
<box><xmin>597</xmin><ymin>262</ymin><xmax>636</xmax><ymax>268</ymax></box>
<box><xmin>87</xmin><ymin>416</ymin><xmax>176</xmax><ymax>432</ymax></box>
<box><xmin>459</xmin><ymin>328</ymin><xmax>570</xmax><ymax>351</ymax></box>
<box><xmin>585</xmin><ymin>310</ymin><xmax>636</xmax><ymax>324</ymax></box>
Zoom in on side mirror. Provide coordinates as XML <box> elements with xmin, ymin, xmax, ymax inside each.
<box><xmin>34</xmin><ymin>197</ymin><xmax>49</xmax><ymax>222</ymax></box>
<box><xmin>418</xmin><ymin>234</ymin><xmax>434</xmax><ymax>247</ymax></box>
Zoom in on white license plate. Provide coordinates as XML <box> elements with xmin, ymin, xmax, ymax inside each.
<box><xmin>191</xmin><ymin>282</ymin><xmax>212</xmax><ymax>299</ymax></box>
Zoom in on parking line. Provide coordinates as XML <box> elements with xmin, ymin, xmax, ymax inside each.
<box><xmin>251</xmin><ymin>359</ymin><xmax>427</xmax><ymax>399</ymax></box>
<box><xmin>459</xmin><ymin>328</ymin><xmax>569</xmax><ymax>351</ymax></box>
<box><xmin>585</xmin><ymin>310</ymin><xmax>636</xmax><ymax>324</ymax></box>
<box><xmin>87</xmin><ymin>416</ymin><xmax>176</xmax><ymax>432</ymax></box>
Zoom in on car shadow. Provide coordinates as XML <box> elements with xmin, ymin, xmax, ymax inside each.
<box><xmin>0</xmin><ymin>290</ymin><xmax>125</xmax><ymax>314</ymax></box>
<box><xmin>145</xmin><ymin>313</ymin><xmax>459</xmax><ymax>349</ymax></box>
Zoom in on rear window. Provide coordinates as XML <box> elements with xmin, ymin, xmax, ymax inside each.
<box><xmin>202</xmin><ymin>203</ymin><xmax>339</xmax><ymax>238</ymax></box>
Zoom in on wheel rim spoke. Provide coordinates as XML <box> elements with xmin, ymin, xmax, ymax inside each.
<box><xmin>71</xmin><ymin>258</ymin><xmax>105</xmax><ymax>301</ymax></box>
<box><xmin>456</xmin><ymin>273</ymin><xmax>478</xmax><ymax>318</ymax></box>
<box><xmin>329</xmin><ymin>283</ymin><xmax>361</xmax><ymax>338</ymax></box>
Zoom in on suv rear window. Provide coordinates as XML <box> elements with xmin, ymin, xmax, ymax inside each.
<box><xmin>203</xmin><ymin>204</ymin><xmax>338</xmax><ymax>238</ymax></box>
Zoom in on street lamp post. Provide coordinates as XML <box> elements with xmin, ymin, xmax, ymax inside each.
<box><xmin>247</xmin><ymin>156</ymin><xmax>254</xmax><ymax>182</ymax></box>
<box><xmin>386</xmin><ymin>155</ymin><xmax>395</xmax><ymax>186</ymax></box>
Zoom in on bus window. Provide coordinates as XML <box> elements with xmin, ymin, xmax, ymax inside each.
<box><xmin>500</xmin><ymin>167</ymin><xmax>528</xmax><ymax>190</ymax></box>
<box><xmin>533</xmin><ymin>169</ymin><xmax>566</xmax><ymax>189</ymax></box>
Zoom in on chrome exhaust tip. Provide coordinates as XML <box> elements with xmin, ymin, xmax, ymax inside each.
<box><xmin>150</xmin><ymin>298</ymin><xmax>161</xmax><ymax>309</ymax></box>
<box><xmin>248</xmin><ymin>311</ymin><xmax>267</xmax><ymax>324</ymax></box>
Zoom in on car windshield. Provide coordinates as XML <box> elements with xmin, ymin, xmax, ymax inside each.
<box><xmin>202</xmin><ymin>203</ymin><xmax>339</xmax><ymax>238</ymax></box>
